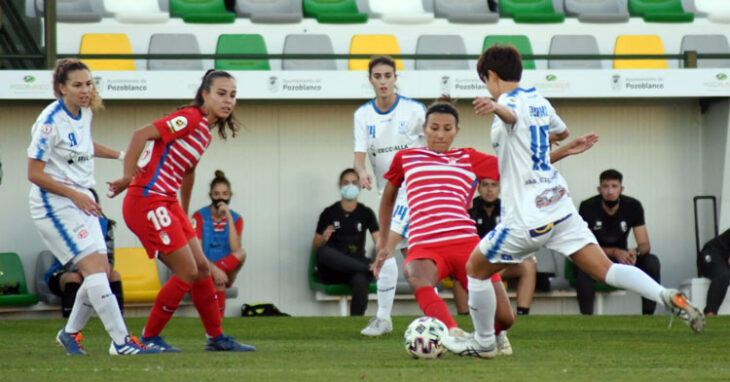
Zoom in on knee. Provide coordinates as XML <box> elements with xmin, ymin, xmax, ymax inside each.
<box><xmin>403</xmin><ymin>267</ymin><xmax>431</xmax><ymax>290</ymax></box>
<box><xmin>63</xmin><ymin>272</ymin><xmax>83</xmax><ymax>285</ymax></box>
<box><xmin>196</xmin><ymin>260</ymin><xmax>211</xmax><ymax>279</ymax></box>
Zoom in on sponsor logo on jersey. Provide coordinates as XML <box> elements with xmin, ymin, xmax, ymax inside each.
<box><xmin>137</xmin><ymin>140</ymin><xmax>155</xmax><ymax>168</ymax></box>
<box><xmin>77</xmin><ymin>229</ymin><xmax>89</xmax><ymax>239</ymax></box>
<box><xmin>42</xmin><ymin>124</ymin><xmax>53</xmax><ymax>134</ymax></box>
<box><xmin>167</xmin><ymin>116</ymin><xmax>188</xmax><ymax>132</ymax></box>
<box><xmin>593</xmin><ymin>221</ymin><xmax>603</xmax><ymax>231</ymax></box>
<box><xmin>535</xmin><ymin>186</ymin><xmax>566</xmax><ymax>208</ymax></box>
<box><xmin>160</xmin><ymin>231</ymin><xmax>171</xmax><ymax>245</ymax></box>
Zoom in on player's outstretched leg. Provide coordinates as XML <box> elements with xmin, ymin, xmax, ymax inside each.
<box><xmin>361</xmin><ymin>257</ymin><xmax>397</xmax><ymax>337</ymax></box>
<box><xmin>441</xmin><ymin>275</ymin><xmax>498</xmax><ymax>359</ymax></box>
<box><xmin>661</xmin><ymin>288</ymin><xmax>705</xmax><ymax>333</ymax></box>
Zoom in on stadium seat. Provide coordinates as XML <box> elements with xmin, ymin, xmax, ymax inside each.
<box><xmin>368</xmin><ymin>0</ymin><xmax>435</xmax><ymax>24</ymax></box>
<box><xmin>235</xmin><ymin>0</ymin><xmax>303</xmax><ymax>23</ymax></box>
<box><xmin>613</xmin><ymin>34</ymin><xmax>668</xmax><ymax>69</ymax></box>
<box><xmin>103</xmin><ymin>0</ymin><xmax>170</xmax><ymax>23</ymax></box>
<box><xmin>548</xmin><ymin>35</ymin><xmax>603</xmax><ymax>69</ymax></box>
<box><xmin>680</xmin><ymin>35</ymin><xmax>730</xmax><ymax>68</ymax></box>
<box><xmin>0</xmin><ymin>252</ymin><xmax>39</xmax><ymax>306</ymax></box>
<box><xmin>34</xmin><ymin>250</ymin><xmax>61</xmax><ymax>306</ymax></box>
<box><xmin>628</xmin><ymin>0</ymin><xmax>694</xmax><ymax>22</ymax></box>
<box><xmin>415</xmin><ymin>35</ymin><xmax>469</xmax><ymax>70</ymax></box>
<box><xmin>483</xmin><ymin>35</ymin><xmax>536</xmax><ymax>70</ymax></box>
<box><xmin>148</xmin><ymin>33</ymin><xmax>204</xmax><ymax>70</ymax></box>
<box><xmin>499</xmin><ymin>0</ymin><xmax>566</xmax><ymax>23</ymax></box>
<box><xmin>432</xmin><ymin>0</ymin><xmax>500</xmax><ymax>23</ymax></box>
<box><xmin>564</xmin><ymin>0</ymin><xmax>630</xmax><ymax>22</ymax></box>
<box><xmin>282</xmin><ymin>34</ymin><xmax>337</xmax><ymax>70</ymax></box>
<box><xmin>169</xmin><ymin>0</ymin><xmax>236</xmax><ymax>23</ymax></box>
<box><xmin>114</xmin><ymin>247</ymin><xmax>161</xmax><ymax>303</ymax></box>
<box><xmin>348</xmin><ymin>34</ymin><xmax>404</xmax><ymax>71</ymax></box>
<box><xmin>303</xmin><ymin>0</ymin><xmax>369</xmax><ymax>23</ymax></box>
<box><xmin>79</xmin><ymin>33</ymin><xmax>136</xmax><ymax>71</ymax></box>
<box><xmin>564</xmin><ymin>258</ymin><xmax>621</xmax><ymax>292</ymax></box>
<box><xmin>34</xmin><ymin>0</ymin><xmax>105</xmax><ymax>22</ymax></box>
<box><xmin>695</xmin><ymin>0</ymin><xmax>730</xmax><ymax>23</ymax></box>
<box><xmin>308</xmin><ymin>248</ymin><xmax>376</xmax><ymax>296</ymax></box>
<box><xmin>215</xmin><ymin>34</ymin><xmax>270</xmax><ymax>70</ymax></box>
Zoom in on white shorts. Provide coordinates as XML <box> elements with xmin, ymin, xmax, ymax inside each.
<box><xmin>390</xmin><ymin>188</ymin><xmax>410</xmax><ymax>250</ymax></box>
<box><xmin>31</xmin><ymin>189</ymin><xmax>106</xmax><ymax>265</ymax></box>
<box><xmin>477</xmin><ymin>213</ymin><xmax>597</xmax><ymax>263</ymax></box>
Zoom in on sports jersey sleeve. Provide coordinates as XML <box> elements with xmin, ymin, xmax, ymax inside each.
<box><xmin>192</xmin><ymin>211</ymin><xmax>204</xmax><ymax>240</ymax></box>
<box><xmin>466</xmin><ymin>148</ymin><xmax>500</xmax><ymax>182</ymax></box>
<box><xmin>27</xmin><ymin>120</ymin><xmax>57</xmax><ymax>162</ymax></box>
<box><xmin>383</xmin><ymin>150</ymin><xmax>405</xmax><ymax>187</ymax></box>
<box><xmin>315</xmin><ymin>208</ymin><xmax>330</xmax><ymax>235</ymax></box>
<box><xmin>234</xmin><ymin>216</ymin><xmax>244</xmax><ymax>236</ymax></box>
<box><xmin>632</xmin><ymin>200</ymin><xmax>646</xmax><ymax>227</ymax></box>
<box><xmin>353</xmin><ymin>110</ymin><xmax>369</xmax><ymax>153</ymax></box>
<box><xmin>153</xmin><ymin>108</ymin><xmax>200</xmax><ymax>144</ymax></box>
<box><xmin>496</xmin><ymin>94</ymin><xmax>518</xmax><ymax>132</ymax></box>
<box><xmin>548</xmin><ymin>104</ymin><xmax>567</xmax><ymax>135</ymax></box>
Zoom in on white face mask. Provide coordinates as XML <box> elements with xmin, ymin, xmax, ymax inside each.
<box><xmin>340</xmin><ymin>184</ymin><xmax>360</xmax><ymax>200</ymax></box>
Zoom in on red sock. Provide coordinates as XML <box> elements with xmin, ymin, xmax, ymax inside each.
<box><xmin>190</xmin><ymin>276</ymin><xmax>224</xmax><ymax>338</ymax></box>
<box><xmin>216</xmin><ymin>290</ymin><xmax>226</xmax><ymax>319</ymax></box>
<box><xmin>414</xmin><ymin>287</ymin><xmax>457</xmax><ymax>329</ymax></box>
<box><xmin>215</xmin><ymin>254</ymin><xmax>241</xmax><ymax>273</ymax></box>
<box><xmin>144</xmin><ymin>275</ymin><xmax>190</xmax><ymax>338</ymax></box>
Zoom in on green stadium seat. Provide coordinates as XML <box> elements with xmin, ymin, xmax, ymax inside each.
<box><xmin>215</xmin><ymin>34</ymin><xmax>270</xmax><ymax>70</ymax></box>
<box><xmin>308</xmin><ymin>248</ymin><xmax>376</xmax><ymax>296</ymax></box>
<box><xmin>628</xmin><ymin>0</ymin><xmax>694</xmax><ymax>22</ymax></box>
<box><xmin>499</xmin><ymin>0</ymin><xmax>566</xmax><ymax>23</ymax></box>
<box><xmin>303</xmin><ymin>0</ymin><xmax>369</xmax><ymax>23</ymax></box>
<box><xmin>169</xmin><ymin>0</ymin><xmax>236</xmax><ymax>23</ymax></box>
<box><xmin>564</xmin><ymin>257</ymin><xmax>621</xmax><ymax>292</ymax></box>
<box><xmin>483</xmin><ymin>35</ymin><xmax>536</xmax><ymax>69</ymax></box>
<box><xmin>0</xmin><ymin>252</ymin><xmax>39</xmax><ymax>306</ymax></box>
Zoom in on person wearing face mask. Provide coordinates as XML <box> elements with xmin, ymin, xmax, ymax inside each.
<box><xmin>312</xmin><ymin>168</ymin><xmax>380</xmax><ymax>316</ymax></box>
<box><xmin>191</xmin><ymin>170</ymin><xmax>246</xmax><ymax>319</ymax></box>
<box><xmin>576</xmin><ymin>169</ymin><xmax>661</xmax><ymax>315</ymax></box>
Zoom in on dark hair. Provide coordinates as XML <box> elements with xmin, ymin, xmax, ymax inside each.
<box><xmin>53</xmin><ymin>58</ymin><xmax>103</xmax><ymax>111</ymax></box>
<box><xmin>210</xmin><ymin>169</ymin><xmax>231</xmax><ymax>191</ymax></box>
<box><xmin>425</xmin><ymin>95</ymin><xmax>459</xmax><ymax>124</ymax></box>
<box><xmin>476</xmin><ymin>44</ymin><xmax>522</xmax><ymax>83</ymax></box>
<box><xmin>368</xmin><ymin>56</ymin><xmax>397</xmax><ymax>76</ymax></box>
<box><xmin>339</xmin><ymin>168</ymin><xmax>359</xmax><ymax>184</ymax></box>
<box><xmin>600</xmin><ymin>169</ymin><xmax>623</xmax><ymax>183</ymax></box>
<box><xmin>191</xmin><ymin>69</ymin><xmax>240</xmax><ymax>140</ymax></box>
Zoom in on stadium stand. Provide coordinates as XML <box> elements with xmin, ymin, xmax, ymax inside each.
<box><xmin>564</xmin><ymin>0</ymin><xmax>630</xmax><ymax>23</ymax></box>
<box><xmin>628</xmin><ymin>0</ymin><xmax>694</xmax><ymax>23</ymax></box>
<box><xmin>79</xmin><ymin>33</ymin><xmax>136</xmax><ymax>70</ymax></box>
<box><xmin>33</xmin><ymin>0</ymin><xmax>105</xmax><ymax>23</ymax></box>
<box><xmin>102</xmin><ymin>0</ymin><xmax>170</xmax><ymax>24</ymax></box>
<box><xmin>695</xmin><ymin>0</ymin><xmax>730</xmax><ymax>23</ymax></box>
<box><xmin>548</xmin><ymin>34</ymin><xmax>603</xmax><ymax>69</ymax></box>
<box><xmin>234</xmin><ymin>0</ymin><xmax>303</xmax><ymax>23</ymax></box>
<box><xmin>0</xmin><ymin>252</ymin><xmax>38</xmax><ymax>307</ymax></box>
<box><xmin>499</xmin><ymin>0</ymin><xmax>566</xmax><ymax>23</ymax></box>
<box><xmin>348</xmin><ymin>34</ymin><xmax>403</xmax><ymax>70</ymax></box>
<box><xmin>679</xmin><ymin>34</ymin><xmax>730</xmax><ymax>68</ymax></box>
<box><xmin>147</xmin><ymin>33</ymin><xmax>204</xmax><ymax>70</ymax></box>
<box><xmin>415</xmin><ymin>34</ymin><xmax>469</xmax><ymax>70</ymax></box>
<box><xmin>367</xmin><ymin>0</ymin><xmax>434</xmax><ymax>24</ymax></box>
<box><xmin>483</xmin><ymin>35</ymin><xmax>536</xmax><ymax>69</ymax></box>
<box><xmin>613</xmin><ymin>34</ymin><xmax>668</xmax><ymax>69</ymax></box>
<box><xmin>169</xmin><ymin>0</ymin><xmax>236</xmax><ymax>23</ymax></box>
<box><xmin>303</xmin><ymin>0</ymin><xmax>369</xmax><ymax>23</ymax></box>
<box><xmin>114</xmin><ymin>247</ymin><xmax>161</xmax><ymax>304</ymax></box>
<box><xmin>215</xmin><ymin>34</ymin><xmax>270</xmax><ymax>70</ymax></box>
<box><xmin>431</xmin><ymin>0</ymin><xmax>500</xmax><ymax>23</ymax></box>
<box><xmin>282</xmin><ymin>34</ymin><xmax>337</xmax><ymax>70</ymax></box>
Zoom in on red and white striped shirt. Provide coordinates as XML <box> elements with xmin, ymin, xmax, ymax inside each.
<box><xmin>384</xmin><ymin>147</ymin><xmax>499</xmax><ymax>248</ymax></box>
<box><xmin>128</xmin><ymin>107</ymin><xmax>212</xmax><ymax>197</ymax></box>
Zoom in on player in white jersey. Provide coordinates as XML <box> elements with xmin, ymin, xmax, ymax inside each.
<box><xmin>27</xmin><ymin>59</ymin><xmax>157</xmax><ymax>355</ymax></box>
<box><xmin>443</xmin><ymin>45</ymin><xmax>705</xmax><ymax>359</ymax></box>
<box><xmin>353</xmin><ymin>56</ymin><xmax>426</xmax><ymax>336</ymax></box>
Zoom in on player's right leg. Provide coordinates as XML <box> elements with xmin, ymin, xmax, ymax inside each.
<box><xmin>361</xmin><ymin>231</ymin><xmax>402</xmax><ymax>337</ymax></box>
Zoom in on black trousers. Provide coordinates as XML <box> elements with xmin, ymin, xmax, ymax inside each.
<box><xmin>698</xmin><ymin>248</ymin><xmax>730</xmax><ymax>315</ymax></box>
<box><xmin>316</xmin><ymin>246</ymin><xmax>373</xmax><ymax>316</ymax></box>
<box><xmin>574</xmin><ymin>253</ymin><xmax>661</xmax><ymax>315</ymax></box>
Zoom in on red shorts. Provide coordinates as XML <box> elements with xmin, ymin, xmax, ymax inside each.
<box><xmin>405</xmin><ymin>236</ymin><xmax>502</xmax><ymax>289</ymax></box>
<box><xmin>123</xmin><ymin>193</ymin><xmax>196</xmax><ymax>258</ymax></box>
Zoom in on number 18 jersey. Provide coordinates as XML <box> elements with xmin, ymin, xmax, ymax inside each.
<box><xmin>491</xmin><ymin>87</ymin><xmax>574</xmax><ymax>229</ymax></box>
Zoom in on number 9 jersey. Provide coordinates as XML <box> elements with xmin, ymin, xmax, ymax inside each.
<box><xmin>491</xmin><ymin>87</ymin><xmax>575</xmax><ymax>229</ymax></box>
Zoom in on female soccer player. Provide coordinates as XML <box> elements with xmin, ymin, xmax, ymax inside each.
<box><xmin>28</xmin><ymin>58</ymin><xmax>157</xmax><ymax>355</ymax></box>
<box><xmin>108</xmin><ymin>70</ymin><xmax>254</xmax><ymax>353</ymax></box>
<box><xmin>191</xmin><ymin>170</ymin><xmax>247</xmax><ymax>318</ymax></box>
<box><xmin>443</xmin><ymin>45</ymin><xmax>705</xmax><ymax>359</ymax></box>
<box><xmin>354</xmin><ymin>56</ymin><xmax>426</xmax><ymax>336</ymax></box>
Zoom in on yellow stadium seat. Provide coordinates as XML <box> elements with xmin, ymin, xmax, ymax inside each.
<box><xmin>613</xmin><ymin>35</ymin><xmax>668</xmax><ymax>69</ymax></box>
<box><xmin>114</xmin><ymin>247</ymin><xmax>161</xmax><ymax>303</ymax></box>
<box><xmin>79</xmin><ymin>33</ymin><xmax>136</xmax><ymax>71</ymax></box>
<box><xmin>348</xmin><ymin>34</ymin><xmax>404</xmax><ymax>71</ymax></box>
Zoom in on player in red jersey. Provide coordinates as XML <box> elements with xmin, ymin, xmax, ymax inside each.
<box><xmin>108</xmin><ymin>70</ymin><xmax>254</xmax><ymax>353</ymax></box>
<box><xmin>373</xmin><ymin>97</ymin><xmax>598</xmax><ymax>355</ymax></box>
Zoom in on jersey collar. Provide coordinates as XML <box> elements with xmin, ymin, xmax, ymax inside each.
<box><xmin>370</xmin><ymin>94</ymin><xmax>401</xmax><ymax>115</ymax></box>
<box><xmin>58</xmin><ymin>97</ymin><xmax>82</xmax><ymax>121</ymax></box>
<box><xmin>506</xmin><ymin>87</ymin><xmax>536</xmax><ymax>97</ymax></box>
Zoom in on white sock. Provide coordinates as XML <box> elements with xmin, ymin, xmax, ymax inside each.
<box><xmin>64</xmin><ymin>284</ymin><xmax>94</xmax><ymax>333</ymax></box>
<box><xmin>605</xmin><ymin>263</ymin><xmax>664</xmax><ymax>304</ymax></box>
<box><xmin>376</xmin><ymin>257</ymin><xmax>398</xmax><ymax>320</ymax></box>
<box><xmin>467</xmin><ymin>276</ymin><xmax>496</xmax><ymax>344</ymax></box>
<box><xmin>84</xmin><ymin>273</ymin><xmax>129</xmax><ymax>345</ymax></box>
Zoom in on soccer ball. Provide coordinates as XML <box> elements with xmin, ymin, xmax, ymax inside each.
<box><xmin>403</xmin><ymin>316</ymin><xmax>448</xmax><ymax>359</ymax></box>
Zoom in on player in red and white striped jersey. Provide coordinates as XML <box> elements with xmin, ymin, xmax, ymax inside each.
<box><xmin>109</xmin><ymin>70</ymin><xmax>254</xmax><ymax>353</ymax></box>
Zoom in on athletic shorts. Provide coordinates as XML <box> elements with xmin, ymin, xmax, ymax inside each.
<box><xmin>390</xmin><ymin>188</ymin><xmax>410</xmax><ymax>250</ymax></box>
<box><xmin>123</xmin><ymin>193</ymin><xmax>196</xmax><ymax>259</ymax></box>
<box><xmin>31</xmin><ymin>190</ymin><xmax>106</xmax><ymax>266</ymax></box>
<box><xmin>404</xmin><ymin>236</ymin><xmax>502</xmax><ymax>289</ymax></box>
<box><xmin>478</xmin><ymin>213</ymin><xmax>597</xmax><ymax>264</ymax></box>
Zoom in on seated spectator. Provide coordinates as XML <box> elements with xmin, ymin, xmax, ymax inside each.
<box><xmin>698</xmin><ymin>228</ymin><xmax>730</xmax><ymax>315</ymax></box>
<box><xmin>45</xmin><ymin>189</ymin><xmax>123</xmax><ymax>317</ymax></box>
<box><xmin>577</xmin><ymin>169</ymin><xmax>661</xmax><ymax>315</ymax></box>
<box><xmin>312</xmin><ymin>168</ymin><xmax>379</xmax><ymax>316</ymax></box>
<box><xmin>468</xmin><ymin>178</ymin><xmax>536</xmax><ymax>316</ymax></box>
<box><xmin>191</xmin><ymin>170</ymin><xmax>247</xmax><ymax>318</ymax></box>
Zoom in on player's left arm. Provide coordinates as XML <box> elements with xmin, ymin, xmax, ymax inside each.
<box><xmin>180</xmin><ymin>168</ymin><xmax>195</xmax><ymax>215</ymax></box>
<box><xmin>93</xmin><ymin>141</ymin><xmax>123</xmax><ymax>160</ymax></box>
<box><xmin>550</xmin><ymin>133</ymin><xmax>599</xmax><ymax>163</ymax></box>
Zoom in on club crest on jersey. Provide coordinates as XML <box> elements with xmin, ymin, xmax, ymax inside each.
<box><xmin>535</xmin><ymin>186</ymin><xmax>566</xmax><ymax>208</ymax></box>
<box><xmin>593</xmin><ymin>221</ymin><xmax>603</xmax><ymax>231</ymax></box>
<box><xmin>167</xmin><ymin>116</ymin><xmax>188</xmax><ymax>133</ymax></box>
<box><xmin>398</xmin><ymin>121</ymin><xmax>408</xmax><ymax>134</ymax></box>
<box><xmin>77</xmin><ymin>229</ymin><xmax>89</xmax><ymax>239</ymax></box>
<box><xmin>42</xmin><ymin>124</ymin><xmax>53</xmax><ymax>134</ymax></box>
<box><xmin>620</xmin><ymin>221</ymin><xmax>628</xmax><ymax>232</ymax></box>
<box><xmin>160</xmin><ymin>231</ymin><xmax>171</xmax><ymax>245</ymax></box>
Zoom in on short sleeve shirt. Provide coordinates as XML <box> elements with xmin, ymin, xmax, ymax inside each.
<box><xmin>316</xmin><ymin>202</ymin><xmax>379</xmax><ymax>258</ymax></box>
<box><xmin>578</xmin><ymin>195</ymin><xmax>645</xmax><ymax>250</ymax></box>
<box><xmin>468</xmin><ymin>198</ymin><xmax>501</xmax><ymax>238</ymax></box>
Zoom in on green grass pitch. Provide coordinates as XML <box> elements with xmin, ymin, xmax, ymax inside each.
<box><xmin>1</xmin><ymin>315</ymin><xmax>728</xmax><ymax>381</ymax></box>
